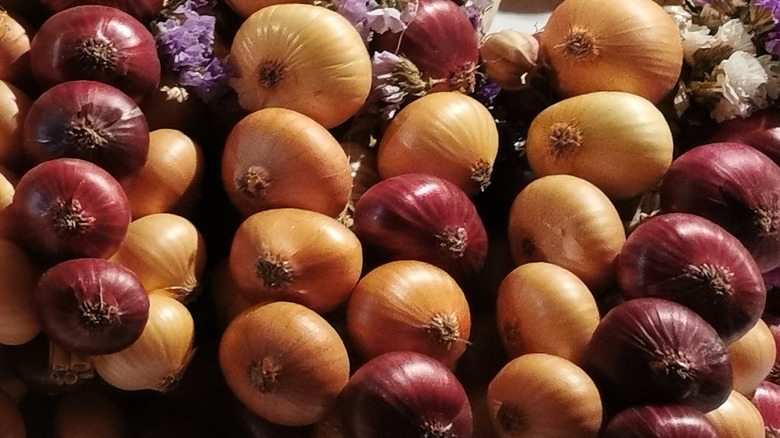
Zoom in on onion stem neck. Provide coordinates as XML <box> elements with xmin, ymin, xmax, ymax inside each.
<box><xmin>254</xmin><ymin>251</ymin><xmax>293</xmax><ymax>289</ymax></box>
<box><xmin>79</xmin><ymin>296</ymin><xmax>119</xmax><ymax>330</ymax></box>
<box><xmin>559</xmin><ymin>26</ymin><xmax>598</xmax><ymax>60</ymax></box>
<box><xmin>754</xmin><ymin>204</ymin><xmax>780</xmax><ymax>236</ymax></box>
<box><xmin>49</xmin><ymin>198</ymin><xmax>96</xmax><ymax>234</ymax></box>
<box><xmin>257</xmin><ymin>60</ymin><xmax>286</xmax><ymax>88</ymax></box>
<box><xmin>436</xmin><ymin>227</ymin><xmax>468</xmax><ymax>258</ymax></box>
<box><xmin>237</xmin><ymin>165</ymin><xmax>270</xmax><ymax>199</ymax></box>
<box><xmin>470</xmin><ymin>159</ymin><xmax>493</xmax><ymax>192</ymax></box>
<box><xmin>497</xmin><ymin>403</ymin><xmax>525</xmax><ymax>435</ymax></box>
<box><xmin>66</xmin><ymin>114</ymin><xmax>110</xmax><ymax>152</ymax></box>
<box><xmin>248</xmin><ymin>357</ymin><xmax>281</xmax><ymax>394</ymax></box>
<box><xmin>449</xmin><ymin>62</ymin><xmax>477</xmax><ymax>94</ymax></box>
<box><xmin>427</xmin><ymin>313</ymin><xmax>460</xmax><ymax>350</ymax></box>
<box><xmin>650</xmin><ymin>349</ymin><xmax>695</xmax><ymax>381</ymax></box>
<box><xmin>421</xmin><ymin>421</ymin><xmax>455</xmax><ymax>438</ymax></box>
<box><xmin>76</xmin><ymin>38</ymin><xmax>117</xmax><ymax>73</ymax></box>
<box><xmin>547</xmin><ymin>121</ymin><xmax>583</xmax><ymax>159</ymax></box>
<box><xmin>682</xmin><ymin>263</ymin><xmax>734</xmax><ymax>298</ymax></box>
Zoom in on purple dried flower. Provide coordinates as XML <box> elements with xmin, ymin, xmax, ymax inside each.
<box><xmin>473</xmin><ymin>78</ymin><xmax>501</xmax><ymax>106</ymax></box>
<box><xmin>768</xmin><ymin>30</ymin><xmax>780</xmax><ymax>54</ymax></box>
<box><xmin>335</xmin><ymin>0</ymin><xmax>372</xmax><ymax>40</ymax></box>
<box><xmin>178</xmin><ymin>56</ymin><xmax>231</xmax><ymax>102</ymax></box>
<box><xmin>155</xmin><ymin>13</ymin><xmax>216</xmax><ymax>70</ymax></box>
<box><xmin>461</xmin><ymin>0</ymin><xmax>494</xmax><ymax>30</ymax></box>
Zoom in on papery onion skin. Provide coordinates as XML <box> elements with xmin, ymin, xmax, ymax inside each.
<box><xmin>709</xmin><ymin>110</ymin><xmax>780</xmax><ymax>165</ymax></box>
<box><xmin>600</xmin><ymin>405</ymin><xmax>718</xmax><ymax>438</ymax></box>
<box><xmin>30</xmin><ymin>5</ymin><xmax>161</xmax><ymax>102</ymax></box>
<box><xmin>616</xmin><ymin>212</ymin><xmax>766</xmax><ymax>343</ymax></box>
<box><xmin>339</xmin><ymin>351</ymin><xmax>473</xmax><ymax>438</ymax></box>
<box><xmin>40</xmin><ymin>0</ymin><xmax>165</xmax><ymax>22</ymax></box>
<box><xmin>0</xmin><ymin>80</ymin><xmax>32</xmax><ymax>171</ymax></box>
<box><xmin>659</xmin><ymin>142</ymin><xmax>780</xmax><ymax>273</ymax></box>
<box><xmin>11</xmin><ymin>158</ymin><xmax>132</xmax><ymax>263</ymax></box>
<box><xmin>0</xmin><ymin>239</ymin><xmax>42</xmax><ymax>346</ymax></box>
<box><xmin>581</xmin><ymin>298</ymin><xmax>732</xmax><ymax>412</ymax></box>
<box><xmin>34</xmin><ymin>258</ymin><xmax>149</xmax><ymax>356</ymax></box>
<box><xmin>750</xmin><ymin>381</ymin><xmax>780</xmax><ymax>437</ymax></box>
<box><xmin>540</xmin><ymin>0</ymin><xmax>683</xmax><ymax>103</ymax></box>
<box><xmin>23</xmin><ymin>80</ymin><xmax>150</xmax><ymax>185</ymax></box>
<box><xmin>229</xmin><ymin>4</ymin><xmax>372</xmax><ymax>129</ymax></box>
<box><xmin>371</xmin><ymin>0</ymin><xmax>480</xmax><ymax>93</ymax></box>
<box><xmin>353</xmin><ymin>173</ymin><xmax>488</xmax><ymax>280</ymax></box>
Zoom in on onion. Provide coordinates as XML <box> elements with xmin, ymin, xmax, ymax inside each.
<box><xmin>0</xmin><ymin>388</ymin><xmax>24</xmax><ymax>438</ymax></box>
<box><xmin>487</xmin><ymin>353</ymin><xmax>602</xmax><ymax>438</ymax></box>
<box><xmin>507</xmin><ymin>174</ymin><xmax>626</xmax><ymax>291</ymax></box>
<box><xmin>93</xmin><ymin>293</ymin><xmax>194</xmax><ymax>392</ymax></box>
<box><xmin>0</xmin><ymin>79</ymin><xmax>31</xmax><ymax>171</ymax></box>
<box><xmin>496</xmin><ymin>262</ymin><xmax>600</xmax><ymax>364</ymax></box>
<box><xmin>221</xmin><ymin>107</ymin><xmax>353</xmax><ymax>218</ymax></box>
<box><xmin>0</xmin><ymin>239</ymin><xmax>42</xmax><ymax>346</ymax></box>
<box><xmin>11</xmin><ymin>158</ymin><xmax>131</xmax><ymax>263</ymax></box>
<box><xmin>479</xmin><ymin>30</ymin><xmax>540</xmax><ymax>91</ymax></box>
<box><xmin>727</xmin><ymin>319</ymin><xmax>776</xmax><ymax>397</ymax></box>
<box><xmin>229</xmin><ymin>4</ymin><xmax>372</xmax><ymax>128</ymax></box>
<box><xmin>525</xmin><ymin>91</ymin><xmax>674</xmax><ymax>200</ymax></box>
<box><xmin>34</xmin><ymin>258</ymin><xmax>149</xmax><ymax>355</ymax></box>
<box><xmin>0</xmin><ymin>166</ymin><xmax>16</xmax><ymax>239</ymax></box>
<box><xmin>0</xmin><ymin>10</ymin><xmax>30</xmax><ymax>86</ymax></box>
<box><xmin>29</xmin><ymin>5</ymin><xmax>161</xmax><ymax>102</ymax></box>
<box><xmin>600</xmin><ymin>405</ymin><xmax>718</xmax><ymax>438</ymax></box>
<box><xmin>377</xmin><ymin>92</ymin><xmax>499</xmax><ymax>196</ymax></box>
<box><xmin>229</xmin><ymin>208</ymin><xmax>363</xmax><ymax>314</ymax></box>
<box><xmin>53</xmin><ymin>389</ymin><xmax>128</xmax><ymax>438</ymax></box>
<box><xmin>23</xmin><ymin>80</ymin><xmax>150</xmax><ymax>185</ymax></box>
<box><xmin>704</xmin><ymin>390</ymin><xmax>765</xmax><ymax>438</ymax></box>
<box><xmin>540</xmin><ymin>0</ymin><xmax>683</xmax><ymax>103</ymax></box>
<box><xmin>751</xmin><ymin>381</ymin><xmax>780</xmax><ymax>437</ymax></box>
<box><xmin>40</xmin><ymin>0</ymin><xmax>165</xmax><ymax>22</ymax></box>
<box><xmin>2</xmin><ymin>335</ymin><xmax>95</xmax><ymax>393</ymax></box>
<box><xmin>339</xmin><ymin>351</ymin><xmax>473</xmax><ymax>438</ymax></box>
<box><xmin>347</xmin><ymin>260</ymin><xmax>471</xmax><ymax>368</ymax></box>
<box><xmin>371</xmin><ymin>0</ymin><xmax>480</xmax><ymax>93</ymax></box>
<box><xmin>659</xmin><ymin>142</ymin><xmax>780</xmax><ymax>272</ymax></box>
<box><xmin>352</xmin><ymin>173</ymin><xmax>488</xmax><ymax>280</ymax></box>
<box><xmin>616</xmin><ymin>212</ymin><xmax>766</xmax><ymax>343</ymax></box>
<box><xmin>581</xmin><ymin>297</ymin><xmax>732</xmax><ymax>412</ymax></box>
<box><xmin>708</xmin><ymin>110</ymin><xmax>780</xmax><ymax>165</ymax></box>
<box><xmin>208</xmin><ymin>259</ymin><xmax>253</xmax><ymax>329</ymax></box>
<box><xmin>108</xmin><ymin>213</ymin><xmax>207</xmax><ymax>303</ymax></box>
<box><xmin>768</xmin><ymin>315</ymin><xmax>780</xmax><ymax>385</ymax></box>
<box><xmin>219</xmin><ymin>301</ymin><xmax>350</xmax><ymax>427</ymax></box>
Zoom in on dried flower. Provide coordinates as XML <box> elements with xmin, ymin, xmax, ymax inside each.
<box><xmin>368</xmin><ymin>50</ymin><xmax>437</xmax><ymax>118</ymax></box>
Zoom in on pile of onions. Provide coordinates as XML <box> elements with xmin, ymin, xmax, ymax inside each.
<box><xmin>0</xmin><ymin>80</ymin><xmax>31</xmax><ymax>170</ymax></box>
<box><xmin>660</xmin><ymin>142</ymin><xmax>780</xmax><ymax>273</ymax></box>
<box><xmin>352</xmin><ymin>173</ymin><xmax>488</xmax><ymax>280</ymax></box>
<box><xmin>229</xmin><ymin>4</ymin><xmax>372</xmax><ymax>129</ymax></box>
<box><xmin>377</xmin><ymin>92</ymin><xmax>499</xmax><ymax>196</ymax></box>
<box><xmin>616</xmin><ymin>213</ymin><xmax>766</xmax><ymax>343</ymax></box>
<box><xmin>600</xmin><ymin>405</ymin><xmax>718</xmax><ymax>438</ymax></box>
<box><xmin>339</xmin><ymin>351</ymin><xmax>473</xmax><ymax>438</ymax></box>
<box><xmin>347</xmin><ymin>260</ymin><xmax>471</xmax><ymax>368</ymax></box>
<box><xmin>581</xmin><ymin>298</ymin><xmax>732</xmax><ymax>412</ymax></box>
<box><xmin>371</xmin><ymin>0</ymin><xmax>480</xmax><ymax>93</ymax></box>
<box><xmin>30</xmin><ymin>5</ymin><xmax>161</xmax><ymax>102</ymax></box>
<box><xmin>539</xmin><ymin>0</ymin><xmax>683</xmax><ymax>103</ymax></box>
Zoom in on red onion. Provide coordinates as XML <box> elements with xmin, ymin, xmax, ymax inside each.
<box><xmin>371</xmin><ymin>0</ymin><xmax>480</xmax><ymax>93</ymax></box>
<box><xmin>39</xmin><ymin>0</ymin><xmax>165</xmax><ymax>22</ymax></box>
<box><xmin>764</xmin><ymin>268</ymin><xmax>780</xmax><ymax>315</ymax></box>
<box><xmin>30</xmin><ymin>5</ymin><xmax>161</xmax><ymax>102</ymax></box>
<box><xmin>23</xmin><ymin>80</ymin><xmax>150</xmax><ymax>184</ymax></box>
<box><xmin>659</xmin><ymin>142</ymin><xmax>780</xmax><ymax>273</ymax></box>
<box><xmin>34</xmin><ymin>258</ymin><xmax>149</xmax><ymax>355</ymax></box>
<box><xmin>11</xmin><ymin>158</ymin><xmax>131</xmax><ymax>263</ymax></box>
<box><xmin>616</xmin><ymin>212</ymin><xmax>766</xmax><ymax>343</ymax></box>
<box><xmin>339</xmin><ymin>351</ymin><xmax>473</xmax><ymax>438</ymax></box>
<box><xmin>708</xmin><ymin>110</ymin><xmax>780</xmax><ymax>165</ymax></box>
<box><xmin>601</xmin><ymin>405</ymin><xmax>718</xmax><ymax>438</ymax></box>
<box><xmin>352</xmin><ymin>173</ymin><xmax>488</xmax><ymax>280</ymax></box>
<box><xmin>751</xmin><ymin>380</ymin><xmax>780</xmax><ymax>437</ymax></box>
<box><xmin>581</xmin><ymin>297</ymin><xmax>732</xmax><ymax>412</ymax></box>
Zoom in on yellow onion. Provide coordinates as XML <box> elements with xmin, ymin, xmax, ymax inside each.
<box><xmin>209</xmin><ymin>259</ymin><xmax>253</xmax><ymax>329</ymax></box>
<box><xmin>122</xmin><ymin>129</ymin><xmax>204</xmax><ymax>219</ymax></box>
<box><xmin>109</xmin><ymin>213</ymin><xmax>206</xmax><ymax>302</ymax></box>
<box><xmin>92</xmin><ymin>293</ymin><xmax>195</xmax><ymax>392</ymax></box>
<box><xmin>479</xmin><ymin>30</ymin><xmax>540</xmax><ymax>91</ymax></box>
<box><xmin>0</xmin><ymin>238</ymin><xmax>41</xmax><ymax>345</ymax></box>
<box><xmin>727</xmin><ymin>319</ymin><xmax>776</xmax><ymax>397</ymax></box>
<box><xmin>53</xmin><ymin>389</ymin><xmax>129</xmax><ymax>438</ymax></box>
<box><xmin>229</xmin><ymin>4</ymin><xmax>372</xmax><ymax>129</ymax></box>
<box><xmin>0</xmin><ymin>166</ymin><xmax>16</xmax><ymax>239</ymax></box>
<box><xmin>526</xmin><ymin>91</ymin><xmax>674</xmax><ymax>200</ymax></box>
<box><xmin>0</xmin><ymin>79</ymin><xmax>31</xmax><ymax>171</ymax></box>
<box><xmin>0</xmin><ymin>11</ymin><xmax>29</xmax><ymax>86</ymax></box>
<box><xmin>540</xmin><ymin>0</ymin><xmax>683</xmax><ymax>103</ymax></box>
<box><xmin>704</xmin><ymin>390</ymin><xmax>765</xmax><ymax>438</ymax></box>
<box><xmin>378</xmin><ymin>92</ymin><xmax>500</xmax><ymax>196</ymax></box>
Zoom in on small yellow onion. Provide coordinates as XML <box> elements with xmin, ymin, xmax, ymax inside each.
<box><xmin>53</xmin><ymin>389</ymin><xmax>129</xmax><ymax>438</ymax></box>
<box><xmin>540</xmin><ymin>0</ymin><xmax>683</xmax><ymax>103</ymax></box>
<box><xmin>122</xmin><ymin>129</ymin><xmax>204</xmax><ymax>219</ymax></box>
<box><xmin>109</xmin><ymin>213</ymin><xmax>207</xmax><ymax>302</ymax></box>
<box><xmin>507</xmin><ymin>174</ymin><xmax>626</xmax><ymax>291</ymax></box>
<box><xmin>0</xmin><ymin>238</ymin><xmax>41</xmax><ymax>345</ymax></box>
<box><xmin>727</xmin><ymin>319</ymin><xmax>776</xmax><ymax>397</ymax></box>
<box><xmin>487</xmin><ymin>353</ymin><xmax>602</xmax><ymax>438</ymax></box>
<box><xmin>93</xmin><ymin>293</ymin><xmax>195</xmax><ymax>392</ymax></box>
<box><xmin>480</xmin><ymin>30</ymin><xmax>540</xmax><ymax>91</ymax></box>
<box><xmin>0</xmin><ymin>79</ymin><xmax>31</xmax><ymax>171</ymax></box>
<box><xmin>229</xmin><ymin>208</ymin><xmax>363</xmax><ymax>314</ymax></box>
<box><xmin>526</xmin><ymin>91</ymin><xmax>674</xmax><ymax>200</ymax></box>
<box><xmin>0</xmin><ymin>11</ymin><xmax>30</xmax><ymax>85</ymax></box>
<box><xmin>221</xmin><ymin>108</ymin><xmax>353</xmax><ymax>218</ymax></box>
<box><xmin>378</xmin><ymin>92</ymin><xmax>500</xmax><ymax>196</ymax></box>
<box><xmin>0</xmin><ymin>388</ymin><xmax>24</xmax><ymax>438</ymax></box>
<box><xmin>496</xmin><ymin>262</ymin><xmax>600</xmax><ymax>364</ymax></box>
<box><xmin>218</xmin><ymin>301</ymin><xmax>350</xmax><ymax>426</ymax></box>
<box><xmin>229</xmin><ymin>4</ymin><xmax>372</xmax><ymax>129</ymax></box>
<box><xmin>704</xmin><ymin>390</ymin><xmax>765</xmax><ymax>438</ymax></box>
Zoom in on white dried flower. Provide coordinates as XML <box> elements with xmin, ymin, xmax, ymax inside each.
<box><xmin>681</xmin><ymin>24</ymin><xmax>716</xmax><ymax>64</ymax></box>
<box><xmin>711</xmin><ymin>51</ymin><xmax>769</xmax><ymax>121</ymax></box>
<box><xmin>714</xmin><ymin>18</ymin><xmax>757</xmax><ymax>54</ymax></box>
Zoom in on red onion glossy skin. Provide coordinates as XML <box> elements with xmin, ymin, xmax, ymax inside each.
<box><xmin>751</xmin><ymin>381</ymin><xmax>780</xmax><ymax>437</ymax></box>
<box><xmin>659</xmin><ymin>142</ymin><xmax>780</xmax><ymax>273</ymax></box>
<box><xmin>709</xmin><ymin>110</ymin><xmax>780</xmax><ymax>165</ymax></box>
<box><xmin>353</xmin><ymin>173</ymin><xmax>488</xmax><ymax>280</ymax></box>
<box><xmin>34</xmin><ymin>258</ymin><xmax>149</xmax><ymax>355</ymax></box>
<box><xmin>371</xmin><ymin>0</ymin><xmax>479</xmax><ymax>92</ymax></box>
<box><xmin>40</xmin><ymin>0</ymin><xmax>165</xmax><ymax>22</ymax></box>
<box><xmin>11</xmin><ymin>158</ymin><xmax>131</xmax><ymax>263</ymax></box>
<box><xmin>23</xmin><ymin>80</ymin><xmax>150</xmax><ymax>184</ymax></box>
<box><xmin>30</xmin><ymin>5</ymin><xmax>161</xmax><ymax>102</ymax></box>
<box><xmin>581</xmin><ymin>298</ymin><xmax>732</xmax><ymax>412</ymax></box>
<box><xmin>616</xmin><ymin>213</ymin><xmax>766</xmax><ymax>343</ymax></box>
<box><xmin>601</xmin><ymin>405</ymin><xmax>718</xmax><ymax>438</ymax></box>
<box><xmin>339</xmin><ymin>351</ymin><xmax>473</xmax><ymax>438</ymax></box>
